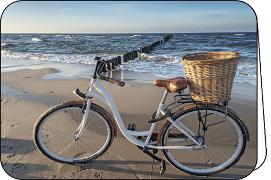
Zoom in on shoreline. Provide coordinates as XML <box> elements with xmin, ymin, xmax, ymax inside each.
<box><xmin>1</xmin><ymin>67</ymin><xmax>257</xmax><ymax>179</ymax></box>
<box><xmin>1</xmin><ymin>57</ymin><xmax>162</xmax><ymax>84</ymax></box>
<box><xmin>1</xmin><ymin>56</ymin><xmax>257</xmax><ymax>86</ymax></box>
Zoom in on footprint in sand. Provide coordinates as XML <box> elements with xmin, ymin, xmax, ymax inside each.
<box><xmin>50</xmin><ymin>175</ymin><xmax>57</xmax><ymax>178</ymax></box>
<box><xmin>94</xmin><ymin>172</ymin><xmax>101</xmax><ymax>178</ymax></box>
<box><xmin>1</xmin><ymin>99</ymin><xmax>9</xmax><ymax>104</ymax></box>
<box><xmin>78</xmin><ymin>168</ymin><xmax>102</xmax><ymax>179</ymax></box>
<box><xmin>1</xmin><ymin>95</ymin><xmax>9</xmax><ymax>104</ymax></box>
<box><xmin>1</xmin><ymin>142</ymin><xmax>15</xmax><ymax>160</ymax></box>
<box><xmin>6</xmin><ymin>154</ymin><xmax>15</xmax><ymax>159</ymax></box>
<box><xmin>10</xmin><ymin>162</ymin><xmax>28</xmax><ymax>177</ymax></box>
<box><xmin>1</xmin><ymin>144</ymin><xmax>8</xmax><ymax>152</ymax></box>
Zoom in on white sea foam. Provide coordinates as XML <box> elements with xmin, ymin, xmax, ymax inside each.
<box><xmin>130</xmin><ymin>35</ymin><xmax>142</xmax><ymax>37</ymax></box>
<box><xmin>2</xmin><ymin>32</ymin><xmax>257</xmax><ymax>85</ymax></box>
<box><xmin>32</xmin><ymin>38</ymin><xmax>42</xmax><ymax>42</ymax></box>
<box><xmin>2</xmin><ymin>49</ymin><xmax>256</xmax><ymax>85</ymax></box>
<box><xmin>121</xmin><ymin>55</ymin><xmax>256</xmax><ymax>85</ymax></box>
<box><xmin>1</xmin><ymin>50</ymin><xmax>100</xmax><ymax>65</ymax></box>
<box><xmin>54</xmin><ymin>35</ymin><xmax>73</xmax><ymax>39</ymax></box>
<box><xmin>138</xmin><ymin>53</ymin><xmax>178</xmax><ymax>62</ymax></box>
<box><xmin>64</xmin><ymin>35</ymin><xmax>73</xmax><ymax>39</ymax></box>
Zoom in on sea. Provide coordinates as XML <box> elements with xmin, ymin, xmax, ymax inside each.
<box><xmin>1</xmin><ymin>33</ymin><xmax>257</xmax><ymax>85</ymax></box>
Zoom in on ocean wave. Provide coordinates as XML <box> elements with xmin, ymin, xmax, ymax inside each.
<box><xmin>1</xmin><ymin>42</ymin><xmax>21</xmax><ymax>48</ymax></box>
<box><xmin>1</xmin><ymin>33</ymin><xmax>257</xmax><ymax>85</ymax></box>
<box><xmin>130</xmin><ymin>35</ymin><xmax>142</xmax><ymax>37</ymax></box>
<box><xmin>1</xmin><ymin>50</ymin><xmax>99</xmax><ymax>65</ymax></box>
<box><xmin>138</xmin><ymin>53</ymin><xmax>178</xmax><ymax>62</ymax></box>
<box><xmin>122</xmin><ymin>57</ymin><xmax>256</xmax><ymax>85</ymax></box>
<box><xmin>2</xmin><ymin>50</ymin><xmax>48</xmax><ymax>61</ymax></box>
<box><xmin>245</xmin><ymin>39</ymin><xmax>256</xmax><ymax>42</ymax></box>
<box><xmin>32</xmin><ymin>38</ymin><xmax>42</xmax><ymax>42</ymax></box>
<box><xmin>64</xmin><ymin>35</ymin><xmax>73</xmax><ymax>39</ymax></box>
<box><xmin>53</xmin><ymin>35</ymin><xmax>73</xmax><ymax>39</ymax></box>
<box><xmin>122</xmin><ymin>59</ymin><xmax>183</xmax><ymax>78</ymax></box>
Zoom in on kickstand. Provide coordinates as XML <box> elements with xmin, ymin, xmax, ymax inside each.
<box><xmin>138</xmin><ymin>146</ymin><xmax>166</xmax><ymax>177</ymax></box>
<box><xmin>149</xmin><ymin>158</ymin><xmax>154</xmax><ymax>179</ymax></box>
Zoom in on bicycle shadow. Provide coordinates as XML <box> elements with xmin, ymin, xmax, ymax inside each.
<box><xmin>80</xmin><ymin>159</ymin><xmax>186</xmax><ymax>178</ymax></box>
<box><xmin>1</xmin><ymin>138</ymin><xmax>52</xmax><ymax>178</ymax></box>
<box><xmin>1</xmin><ymin>138</ymin><xmax>35</xmax><ymax>155</ymax></box>
<box><xmin>80</xmin><ymin>160</ymin><xmax>253</xmax><ymax>179</ymax></box>
<box><xmin>1</xmin><ymin>162</ymin><xmax>51</xmax><ymax>179</ymax></box>
<box><xmin>209</xmin><ymin>164</ymin><xmax>254</xmax><ymax>179</ymax></box>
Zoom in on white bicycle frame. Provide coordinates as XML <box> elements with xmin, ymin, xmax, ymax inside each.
<box><xmin>75</xmin><ymin>78</ymin><xmax>202</xmax><ymax>150</ymax></box>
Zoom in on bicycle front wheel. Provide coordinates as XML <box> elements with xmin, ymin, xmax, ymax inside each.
<box><xmin>34</xmin><ymin>101</ymin><xmax>115</xmax><ymax>164</ymax></box>
<box><xmin>160</xmin><ymin>105</ymin><xmax>247</xmax><ymax>176</ymax></box>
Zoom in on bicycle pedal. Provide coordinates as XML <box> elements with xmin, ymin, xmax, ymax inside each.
<box><xmin>160</xmin><ymin>160</ymin><xmax>166</xmax><ymax>174</ymax></box>
<box><xmin>127</xmin><ymin>123</ymin><xmax>136</xmax><ymax>131</ymax></box>
<box><xmin>150</xmin><ymin>133</ymin><xmax>159</xmax><ymax>142</ymax></box>
<box><xmin>152</xmin><ymin>148</ymin><xmax>158</xmax><ymax>155</ymax></box>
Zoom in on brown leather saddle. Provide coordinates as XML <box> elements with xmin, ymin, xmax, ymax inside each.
<box><xmin>154</xmin><ymin>77</ymin><xmax>188</xmax><ymax>93</ymax></box>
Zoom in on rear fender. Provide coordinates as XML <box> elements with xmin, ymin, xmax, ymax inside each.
<box><xmin>170</xmin><ymin>103</ymin><xmax>249</xmax><ymax>141</ymax></box>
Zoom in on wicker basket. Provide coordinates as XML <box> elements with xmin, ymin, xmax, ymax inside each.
<box><xmin>181</xmin><ymin>52</ymin><xmax>239</xmax><ymax>103</ymax></box>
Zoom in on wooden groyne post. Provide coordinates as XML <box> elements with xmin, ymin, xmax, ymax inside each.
<box><xmin>100</xmin><ymin>34</ymin><xmax>172</xmax><ymax>72</ymax></box>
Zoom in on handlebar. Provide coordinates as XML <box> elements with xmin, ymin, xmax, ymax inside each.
<box><xmin>96</xmin><ymin>60</ymin><xmax>125</xmax><ymax>87</ymax></box>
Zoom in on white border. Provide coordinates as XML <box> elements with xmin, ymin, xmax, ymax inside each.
<box><xmin>0</xmin><ymin>0</ymin><xmax>270</xmax><ymax>179</ymax></box>
<box><xmin>243</xmin><ymin>0</ymin><xmax>270</xmax><ymax>179</ymax></box>
<box><xmin>0</xmin><ymin>2</ymin><xmax>17</xmax><ymax>180</ymax></box>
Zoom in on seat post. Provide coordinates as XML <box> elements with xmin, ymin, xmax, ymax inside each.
<box><xmin>160</xmin><ymin>90</ymin><xmax>169</xmax><ymax>105</ymax></box>
<box><xmin>145</xmin><ymin>90</ymin><xmax>169</xmax><ymax>145</ymax></box>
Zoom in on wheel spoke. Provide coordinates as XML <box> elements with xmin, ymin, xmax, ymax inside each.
<box><xmin>57</xmin><ymin>140</ymin><xmax>76</xmax><ymax>155</ymax></box>
<box><xmin>208</xmin><ymin>136</ymin><xmax>240</xmax><ymax>143</ymax></box>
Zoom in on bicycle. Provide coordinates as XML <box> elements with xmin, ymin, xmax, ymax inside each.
<box><xmin>33</xmin><ymin>58</ymin><xmax>249</xmax><ymax>176</ymax></box>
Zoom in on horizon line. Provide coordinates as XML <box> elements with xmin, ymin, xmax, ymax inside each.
<box><xmin>1</xmin><ymin>31</ymin><xmax>257</xmax><ymax>34</ymax></box>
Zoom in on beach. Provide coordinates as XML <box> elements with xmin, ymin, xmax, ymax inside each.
<box><xmin>1</xmin><ymin>66</ymin><xmax>257</xmax><ymax>179</ymax></box>
<box><xmin>1</xmin><ymin>32</ymin><xmax>257</xmax><ymax>179</ymax></box>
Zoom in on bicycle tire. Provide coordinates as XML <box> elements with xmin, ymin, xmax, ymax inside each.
<box><xmin>159</xmin><ymin>105</ymin><xmax>247</xmax><ymax>176</ymax></box>
<box><xmin>33</xmin><ymin>100</ymin><xmax>115</xmax><ymax>164</ymax></box>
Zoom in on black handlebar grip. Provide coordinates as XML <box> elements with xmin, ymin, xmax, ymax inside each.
<box><xmin>97</xmin><ymin>60</ymin><xmax>125</xmax><ymax>87</ymax></box>
<box><xmin>108</xmin><ymin>79</ymin><xmax>125</xmax><ymax>87</ymax></box>
<box><xmin>118</xmin><ymin>81</ymin><xmax>125</xmax><ymax>87</ymax></box>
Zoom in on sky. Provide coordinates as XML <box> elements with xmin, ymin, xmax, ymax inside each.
<box><xmin>1</xmin><ymin>1</ymin><xmax>256</xmax><ymax>33</ymax></box>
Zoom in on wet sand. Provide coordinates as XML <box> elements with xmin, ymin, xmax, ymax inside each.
<box><xmin>1</xmin><ymin>68</ymin><xmax>257</xmax><ymax>179</ymax></box>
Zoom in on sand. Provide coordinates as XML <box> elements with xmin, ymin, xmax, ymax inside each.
<box><xmin>1</xmin><ymin>68</ymin><xmax>257</xmax><ymax>179</ymax></box>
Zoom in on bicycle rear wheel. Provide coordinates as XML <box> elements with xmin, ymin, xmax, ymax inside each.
<box><xmin>159</xmin><ymin>105</ymin><xmax>247</xmax><ymax>176</ymax></box>
<box><xmin>34</xmin><ymin>101</ymin><xmax>115</xmax><ymax>164</ymax></box>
